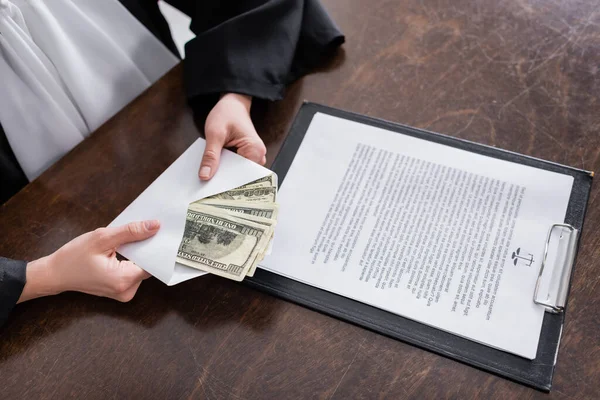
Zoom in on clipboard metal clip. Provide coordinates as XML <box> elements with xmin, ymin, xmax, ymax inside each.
<box><xmin>533</xmin><ymin>223</ymin><xmax>578</xmax><ymax>314</ymax></box>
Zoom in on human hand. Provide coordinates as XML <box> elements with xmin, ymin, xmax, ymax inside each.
<box><xmin>18</xmin><ymin>220</ymin><xmax>160</xmax><ymax>304</ymax></box>
<box><xmin>199</xmin><ymin>93</ymin><xmax>267</xmax><ymax>180</ymax></box>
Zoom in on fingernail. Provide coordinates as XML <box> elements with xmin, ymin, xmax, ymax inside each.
<box><xmin>199</xmin><ymin>166</ymin><xmax>211</xmax><ymax>179</ymax></box>
<box><xmin>144</xmin><ymin>220</ymin><xmax>160</xmax><ymax>230</ymax></box>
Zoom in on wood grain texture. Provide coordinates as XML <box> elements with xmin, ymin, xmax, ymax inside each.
<box><xmin>1</xmin><ymin>0</ymin><xmax>599</xmax><ymax>398</ymax></box>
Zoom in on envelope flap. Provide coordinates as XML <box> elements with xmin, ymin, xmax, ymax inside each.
<box><xmin>109</xmin><ymin>138</ymin><xmax>274</xmax><ymax>284</ymax></box>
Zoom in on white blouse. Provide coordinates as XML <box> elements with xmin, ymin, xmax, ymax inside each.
<box><xmin>0</xmin><ymin>0</ymin><xmax>178</xmax><ymax>180</ymax></box>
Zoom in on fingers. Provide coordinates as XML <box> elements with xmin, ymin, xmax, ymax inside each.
<box><xmin>95</xmin><ymin>220</ymin><xmax>160</xmax><ymax>250</ymax></box>
<box><xmin>237</xmin><ymin>138</ymin><xmax>267</xmax><ymax>165</ymax></box>
<box><xmin>111</xmin><ymin>278</ymin><xmax>143</xmax><ymax>303</ymax></box>
<box><xmin>110</xmin><ymin>261</ymin><xmax>150</xmax><ymax>302</ymax></box>
<box><xmin>115</xmin><ymin>281</ymin><xmax>143</xmax><ymax>303</ymax></box>
<box><xmin>199</xmin><ymin>130</ymin><xmax>226</xmax><ymax>181</ymax></box>
<box><xmin>122</xmin><ymin>260</ymin><xmax>152</xmax><ymax>282</ymax></box>
<box><xmin>236</xmin><ymin>119</ymin><xmax>266</xmax><ymax>165</ymax></box>
<box><xmin>140</xmin><ymin>270</ymin><xmax>152</xmax><ymax>280</ymax></box>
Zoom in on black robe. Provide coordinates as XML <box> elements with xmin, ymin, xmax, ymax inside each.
<box><xmin>0</xmin><ymin>0</ymin><xmax>344</xmax><ymax>326</ymax></box>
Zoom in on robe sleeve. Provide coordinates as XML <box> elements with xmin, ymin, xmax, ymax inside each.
<box><xmin>0</xmin><ymin>123</ymin><xmax>29</xmax><ymax>204</ymax></box>
<box><xmin>0</xmin><ymin>257</ymin><xmax>27</xmax><ymax>327</ymax></box>
<box><xmin>165</xmin><ymin>0</ymin><xmax>345</xmax><ymax>103</ymax></box>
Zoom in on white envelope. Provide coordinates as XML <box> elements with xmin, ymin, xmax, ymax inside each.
<box><xmin>108</xmin><ymin>138</ymin><xmax>274</xmax><ymax>285</ymax></box>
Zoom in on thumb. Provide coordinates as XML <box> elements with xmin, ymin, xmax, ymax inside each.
<box><xmin>119</xmin><ymin>260</ymin><xmax>152</xmax><ymax>282</ymax></box>
<box><xmin>98</xmin><ymin>220</ymin><xmax>160</xmax><ymax>249</ymax></box>
<box><xmin>237</xmin><ymin>138</ymin><xmax>267</xmax><ymax>165</ymax></box>
<box><xmin>199</xmin><ymin>133</ymin><xmax>226</xmax><ymax>180</ymax></box>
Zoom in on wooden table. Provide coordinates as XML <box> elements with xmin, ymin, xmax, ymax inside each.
<box><xmin>1</xmin><ymin>0</ymin><xmax>599</xmax><ymax>398</ymax></box>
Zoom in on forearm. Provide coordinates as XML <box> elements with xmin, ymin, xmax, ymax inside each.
<box><xmin>221</xmin><ymin>93</ymin><xmax>252</xmax><ymax>110</ymax></box>
<box><xmin>17</xmin><ymin>256</ymin><xmax>58</xmax><ymax>304</ymax></box>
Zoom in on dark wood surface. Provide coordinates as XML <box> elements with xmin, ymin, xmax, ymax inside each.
<box><xmin>1</xmin><ymin>0</ymin><xmax>599</xmax><ymax>398</ymax></box>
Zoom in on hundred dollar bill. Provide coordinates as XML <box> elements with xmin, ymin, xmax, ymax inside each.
<box><xmin>245</xmin><ymin>221</ymin><xmax>276</xmax><ymax>277</ymax></box>
<box><xmin>242</xmin><ymin>174</ymin><xmax>277</xmax><ymax>188</ymax></box>
<box><xmin>245</xmin><ymin>257</ymin><xmax>262</xmax><ymax>277</ymax></box>
<box><xmin>246</xmin><ymin>231</ymin><xmax>275</xmax><ymax>277</ymax></box>
<box><xmin>244</xmin><ymin>233</ymin><xmax>272</xmax><ymax>278</ymax></box>
<box><xmin>234</xmin><ymin>182</ymin><xmax>271</xmax><ymax>189</ymax></box>
<box><xmin>177</xmin><ymin>204</ymin><xmax>272</xmax><ymax>281</ymax></box>
<box><xmin>233</xmin><ymin>213</ymin><xmax>276</xmax><ymax>227</ymax></box>
<box><xmin>235</xmin><ymin>210</ymin><xmax>276</xmax><ymax>277</ymax></box>
<box><xmin>211</xmin><ymin>205</ymin><xmax>277</xmax><ymax>229</ymax></box>
<box><xmin>246</xmin><ymin>253</ymin><xmax>265</xmax><ymax>277</ymax></box>
<box><xmin>246</xmin><ymin>238</ymin><xmax>274</xmax><ymax>277</ymax></box>
<box><xmin>206</xmin><ymin>186</ymin><xmax>277</xmax><ymax>203</ymax></box>
<box><xmin>196</xmin><ymin>204</ymin><xmax>277</xmax><ymax>279</ymax></box>
<box><xmin>225</xmin><ymin>209</ymin><xmax>275</xmax><ymax>277</ymax></box>
<box><xmin>195</xmin><ymin>199</ymin><xmax>279</xmax><ymax>219</ymax></box>
<box><xmin>224</xmin><ymin>174</ymin><xmax>278</xmax><ymax>191</ymax></box>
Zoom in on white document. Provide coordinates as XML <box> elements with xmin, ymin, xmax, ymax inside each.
<box><xmin>259</xmin><ymin>113</ymin><xmax>574</xmax><ymax>359</ymax></box>
<box><xmin>109</xmin><ymin>138</ymin><xmax>273</xmax><ymax>286</ymax></box>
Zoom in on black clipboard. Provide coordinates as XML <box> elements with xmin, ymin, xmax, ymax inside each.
<box><xmin>244</xmin><ymin>102</ymin><xmax>593</xmax><ymax>391</ymax></box>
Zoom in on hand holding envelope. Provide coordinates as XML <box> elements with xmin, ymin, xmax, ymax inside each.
<box><xmin>109</xmin><ymin>138</ymin><xmax>277</xmax><ymax>286</ymax></box>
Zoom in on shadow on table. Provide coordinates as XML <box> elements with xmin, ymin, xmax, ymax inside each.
<box><xmin>0</xmin><ymin>274</ymin><xmax>282</xmax><ymax>361</ymax></box>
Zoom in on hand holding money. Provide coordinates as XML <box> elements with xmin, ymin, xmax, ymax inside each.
<box><xmin>176</xmin><ymin>174</ymin><xmax>278</xmax><ymax>281</ymax></box>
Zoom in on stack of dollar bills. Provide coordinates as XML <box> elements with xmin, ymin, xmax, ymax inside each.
<box><xmin>176</xmin><ymin>174</ymin><xmax>278</xmax><ymax>281</ymax></box>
